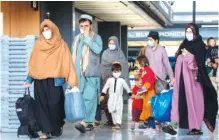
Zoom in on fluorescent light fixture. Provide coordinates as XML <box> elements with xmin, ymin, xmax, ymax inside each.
<box><xmin>201</xmin><ymin>25</ymin><xmax>219</xmax><ymax>28</ymax></box>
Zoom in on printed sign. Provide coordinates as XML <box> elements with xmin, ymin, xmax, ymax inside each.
<box><xmin>128</xmin><ymin>28</ymin><xmax>218</xmax><ymax>41</ymax></box>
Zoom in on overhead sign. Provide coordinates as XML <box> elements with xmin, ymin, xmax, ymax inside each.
<box><xmin>128</xmin><ymin>28</ymin><xmax>218</xmax><ymax>41</ymax></box>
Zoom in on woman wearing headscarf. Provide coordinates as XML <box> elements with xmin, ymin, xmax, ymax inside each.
<box><xmin>24</xmin><ymin>19</ymin><xmax>78</xmax><ymax>139</ymax></box>
<box><xmin>162</xmin><ymin>23</ymin><xmax>218</xmax><ymax>135</ymax></box>
<box><xmin>100</xmin><ymin>36</ymin><xmax>130</xmax><ymax>125</ymax></box>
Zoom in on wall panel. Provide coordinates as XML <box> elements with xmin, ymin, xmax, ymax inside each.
<box><xmin>1</xmin><ymin>1</ymin><xmax>40</xmax><ymax>37</ymax></box>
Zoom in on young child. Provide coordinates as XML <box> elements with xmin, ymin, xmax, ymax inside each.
<box><xmin>131</xmin><ymin>74</ymin><xmax>144</xmax><ymax>130</ymax></box>
<box><xmin>135</xmin><ymin>56</ymin><xmax>157</xmax><ymax>133</ymax></box>
<box><xmin>206</xmin><ymin>37</ymin><xmax>218</xmax><ymax>77</ymax></box>
<box><xmin>101</xmin><ymin>62</ymin><xmax>132</xmax><ymax>130</ymax></box>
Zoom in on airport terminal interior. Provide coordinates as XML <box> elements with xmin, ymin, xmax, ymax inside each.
<box><xmin>0</xmin><ymin>1</ymin><xmax>219</xmax><ymax>140</ymax></box>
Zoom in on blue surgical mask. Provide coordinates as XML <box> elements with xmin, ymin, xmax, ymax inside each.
<box><xmin>186</xmin><ymin>33</ymin><xmax>194</xmax><ymax>41</ymax></box>
<box><xmin>108</xmin><ymin>45</ymin><xmax>116</xmax><ymax>50</ymax></box>
<box><xmin>148</xmin><ymin>41</ymin><xmax>154</xmax><ymax>47</ymax></box>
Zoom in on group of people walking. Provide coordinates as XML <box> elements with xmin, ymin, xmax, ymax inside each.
<box><xmin>24</xmin><ymin>14</ymin><xmax>218</xmax><ymax>139</ymax></box>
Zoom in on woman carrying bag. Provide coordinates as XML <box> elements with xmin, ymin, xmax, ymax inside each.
<box><xmin>24</xmin><ymin>19</ymin><xmax>78</xmax><ymax>139</ymax></box>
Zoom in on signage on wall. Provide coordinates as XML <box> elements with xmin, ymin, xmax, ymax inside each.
<box><xmin>128</xmin><ymin>31</ymin><xmax>185</xmax><ymax>38</ymax></box>
<box><xmin>128</xmin><ymin>28</ymin><xmax>218</xmax><ymax>41</ymax></box>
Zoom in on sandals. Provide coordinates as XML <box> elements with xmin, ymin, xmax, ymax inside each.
<box><xmin>39</xmin><ymin>133</ymin><xmax>51</xmax><ymax>139</ymax></box>
<box><xmin>86</xmin><ymin>124</ymin><xmax>94</xmax><ymax>131</ymax></box>
<box><xmin>187</xmin><ymin>129</ymin><xmax>203</xmax><ymax>135</ymax></box>
<box><xmin>112</xmin><ymin>124</ymin><xmax>121</xmax><ymax>130</ymax></box>
<box><xmin>75</xmin><ymin>123</ymin><xmax>86</xmax><ymax>133</ymax></box>
<box><xmin>94</xmin><ymin>122</ymin><xmax>100</xmax><ymax>128</ymax></box>
<box><xmin>162</xmin><ymin>125</ymin><xmax>177</xmax><ymax>135</ymax></box>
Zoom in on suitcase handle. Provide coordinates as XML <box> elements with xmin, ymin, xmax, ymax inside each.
<box><xmin>24</xmin><ymin>88</ymin><xmax>30</xmax><ymax>96</ymax></box>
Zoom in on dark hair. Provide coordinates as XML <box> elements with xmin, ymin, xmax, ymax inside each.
<box><xmin>148</xmin><ymin>31</ymin><xmax>160</xmax><ymax>43</ymax></box>
<box><xmin>153</xmin><ymin>37</ymin><xmax>160</xmax><ymax>44</ymax></box>
<box><xmin>79</xmin><ymin>18</ymin><xmax>92</xmax><ymax>24</ymax></box>
<box><xmin>207</xmin><ymin>37</ymin><xmax>216</xmax><ymax>44</ymax></box>
<box><xmin>136</xmin><ymin>56</ymin><xmax>149</xmax><ymax>67</ymax></box>
<box><xmin>112</xmin><ymin>63</ymin><xmax>122</xmax><ymax>72</ymax></box>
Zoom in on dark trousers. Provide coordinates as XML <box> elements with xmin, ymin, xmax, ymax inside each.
<box><xmin>95</xmin><ymin>103</ymin><xmax>102</xmax><ymax>121</ymax></box>
<box><xmin>34</xmin><ymin>78</ymin><xmax>65</xmax><ymax>134</ymax></box>
<box><xmin>102</xmin><ymin>91</ymin><xmax>113</xmax><ymax>123</ymax></box>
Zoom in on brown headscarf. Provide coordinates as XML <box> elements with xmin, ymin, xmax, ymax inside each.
<box><xmin>28</xmin><ymin>19</ymin><xmax>78</xmax><ymax>87</ymax></box>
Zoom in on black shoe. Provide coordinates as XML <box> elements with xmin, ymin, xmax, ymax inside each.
<box><xmin>86</xmin><ymin>124</ymin><xmax>94</xmax><ymax>131</ymax></box>
<box><xmin>162</xmin><ymin>125</ymin><xmax>177</xmax><ymax>135</ymax></box>
<box><xmin>75</xmin><ymin>124</ymin><xmax>86</xmax><ymax>133</ymax></box>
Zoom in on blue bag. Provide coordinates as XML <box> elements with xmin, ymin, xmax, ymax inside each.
<box><xmin>64</xmin><ymin>88</ymin><xmax>86</xmax><ymax>122</ymax></box>
<box><xmin>151</xmin><ymin>89</ymin><xmax>173</xmax><ymax>122</ymax></box>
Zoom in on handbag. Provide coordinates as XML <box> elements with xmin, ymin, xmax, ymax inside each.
<box><xmin>151</xmin><ymin>88</ymin><xmax>173</xmax><ymax>122</ymax></box>
<box><xmin>16</xmin><ymin>88</ymin><xmax>39</xmax><ymax>138</ymax></box>
<box><xmin>64</xmin><ymin>87</ymin><xmax>86</xmax><ymax>122</ymax></box>
<box><xmin>155</xmin><ymin>76</ymin><xmax>169</xmax><ymax>94</ymax></box>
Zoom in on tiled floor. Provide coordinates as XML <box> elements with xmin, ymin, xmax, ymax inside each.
<box><xmin>1</xmin><ymin>102</ymin><xmax>219</xmax><ymax>140</ymax></box>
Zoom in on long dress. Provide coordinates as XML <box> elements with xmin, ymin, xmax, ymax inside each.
<box><xmin>171</xmin><ymin>53</ymin><xmax>204</xmax><ymax>129</ymax></box>
<box><xmin>34</xmin><ymin>78</ymin><xmax>65</xmax><ymax>134</ymax></box>
<box><xmin>74</xmin><ymin>35</ymin><xmax>102</xmax><ymax>123</ymax></box>
<box><xmin>139</xmin><ymin>67</ymin><xmax>156</xmax><ymax>121</ymax></box>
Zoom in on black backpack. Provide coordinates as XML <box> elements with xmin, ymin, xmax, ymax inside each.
<box><xmin>15</xmin><ymin>88</ymin><xmax>39</xmax><ymax>138</ymax></box>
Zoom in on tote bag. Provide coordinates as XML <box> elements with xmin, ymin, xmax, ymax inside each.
<box><xmin>151</xmin><ymin>88</ymin><xmax>173</xmax><ymax>122</ymax></box>
<box><xmin>64</xmin><ymin>87</ymin><xmax>86</xmax><ymax>122</ymax></box>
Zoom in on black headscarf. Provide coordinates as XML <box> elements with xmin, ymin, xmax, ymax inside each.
<box><xmin>176</xmin><ymin>23</ymin><xmax>218</xmax><ymax>132</ymax></box>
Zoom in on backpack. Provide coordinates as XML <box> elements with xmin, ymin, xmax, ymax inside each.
<box><xmin>15</xmin><ymin>88</ymin><xmax>39</xmax><ymax>138</ymax></box>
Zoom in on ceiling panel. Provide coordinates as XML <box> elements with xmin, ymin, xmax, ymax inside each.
<box><xmin>74</xmin><ymin>1</ymin><xmax>162</xmax><ymax>29</ymax></box>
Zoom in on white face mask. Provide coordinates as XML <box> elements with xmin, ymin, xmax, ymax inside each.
<box><xmin>42</xmin><ymin>30</ymin><xmax>52</xmax><ymax>40</ymax></box>
<box><xmin>80</xmin><ymin>28</ymin><xmax>84</xmax><ymax>34</ymax></box>
<box><xmin>186</xmin><ymin>33</ymin><xmax>194</xmax><ymax>41</ymax></box>
<box><xmin>113</xmin><ymin>72</ymin><xmax>121</xmax><ymax>78</ymax></box>
<box><xmin>148</xmin><ymin>41</ymin><xmax>154</xmax><ymax>47</ymax></box>
<box><xmin>108</xmin><ymin>45</ymin><xmax>116</xmax><ymax>50</ymax></box>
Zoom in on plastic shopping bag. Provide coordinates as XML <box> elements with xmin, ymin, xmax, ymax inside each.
<box><xmin>64</xmin><ymin>87</ymin><xmax>86</xmax><ymax>122</ymax></box>
<box><xmin>151</xmin><ymin>88</ymin><xmax>173</xmax><ymax>122</ymax></box>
